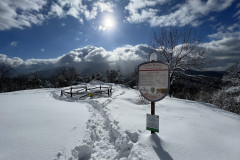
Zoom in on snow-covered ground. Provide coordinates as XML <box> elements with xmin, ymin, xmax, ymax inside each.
<box><xmin>0</xmin><ymin>89</ymin><xmax>89</xmax><ymax>160</ymax></box>
<box><xmin>1</xmin><ymin>83</ymin><xmax>240</xmax><ymax>160</ymax></box>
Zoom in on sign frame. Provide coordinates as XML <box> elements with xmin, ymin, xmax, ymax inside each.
<box><xmin>138</xmin><ymin>61</ymin><xmax>170</xmax><ymax>102</ymax></box>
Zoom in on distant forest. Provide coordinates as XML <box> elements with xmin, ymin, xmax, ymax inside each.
<box><xmin>0</xmin><ymin>62</ymin><xmax>239</xmax><ymax>115</ymax></box>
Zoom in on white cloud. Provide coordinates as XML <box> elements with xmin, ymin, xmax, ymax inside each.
<box><xmin>48</xmin><ymin>0</ymin><xmax>114</xmax><ymax>22</ymax></box>
<box><xmin>201</xmin><ymin>22</ymin><xmax>240</xmax><ymax>70</ymax></box>
<box><xmin>9</xmin><ymin>0</ymin><xmax>46</xmax><ymax>11</ymax></box>
<box><xmin>60</xmin><ymin>44</ymin><xmax>150</xmax><ymax>63</ymax></box>
<box><xmin>0</xmin><ymin>0</ymin><xmax>115</xmax><ymax>31</ymax></box>
<box><xmin>41</xmin><ymin>49</ymin><xmax>45</xmax><ymax>52</ymax></box>
<box><xmin>1</xmin><ymin>41</ymin><xmax>239</xmax><ymax>73</ymax></box>
<box><xmin>203</xmin><ymin>37</ymin><xmax>240</xmax><ymax>54</ymax></box>
<box><xmin>49</xmin><ymin>3</ymin><xmax>65</xmax><ymax>18</ymax></box>
<box><xmin>108</xmin><ymin>44</ymin><xmax>150</xmax><ymax>61</ymax></box>
<box><xmin>84</xmin><ymin>6</ymin><xmax>98</xmax><ymax>20</ymax></box>
<box><xmin>233</xmin><ymin>10</ymin><xmax>240</xmax><ymax>19</ymax></box>
<box><xmin>202</xmin><ymin>37</ymin><xmax>240</xmax><ymax>70</ymax></box>
<box><xmin>0</xmin><ymin>44</ymin><xmax>152</xmax><ymax>75</ymax></box>
<box><xmin>0</xmin><ymin>0</ymin><xmax>47</xmax><ymax>30</ymax></box>
<box><xmin>126</xmin><ymin>0</ymin><xmax>166</xmax><ymax>11</ymax></box>
<box><xmin>208</xmin><ymin>23</ymin><xmax>240</xmax><ymax>40</ymax></box>
<box><xmin>56</xmin><ymin>44</ymin><xmax>152</xmax><ymax>73</ymax></box>
<box><xmin>125</xmin><ymin>0</ymin><xmax>235</xmax><ymax>27</ymax></box>
<box><xmin>10</xmin><ymin>41</ymin><xmax>18</xmax><ymax>47</ymax></box>
<box><xmin>48</xmin><ymin>0</ymin><xmax>84</xmax><ymax>19</ymax></box>
<box><xmin>0</xmin><ymin>54</ymin><xmax>24</xmax><ymax>66</ymax></box>
<box><xmin>83</xmin><ymin>47</ymin><xmax>108</xmax><ymax>62</ymax></box>
<box><xmin>97</xmin><ymin>2</ymin><xmax>114</xmax><ymax>13</ymax></box>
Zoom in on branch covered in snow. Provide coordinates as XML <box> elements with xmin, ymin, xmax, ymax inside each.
<box><xmin>150</xmin><ymin>26</ymin><xmax>212</xmax><ymax>85</ymax></box>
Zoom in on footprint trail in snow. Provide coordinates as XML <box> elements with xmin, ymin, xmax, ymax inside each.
<box><xmin>55</xmin><ymin>88</ymin><xmax>148</xmax><ymax>160</ymax></box>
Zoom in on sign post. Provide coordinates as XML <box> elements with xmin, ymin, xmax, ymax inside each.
<box><xmin>151</xmin><ymin>102</ymin><xmax>155</xmax><ymax>134</ymax></box>
<box><xmin>138</xmin><ymin>61</ymin><xmax>169</xmax><ymax>134</ymax></box>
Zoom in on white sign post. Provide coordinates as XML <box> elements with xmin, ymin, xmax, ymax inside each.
<box><xmin>138</xmin><ymin>61</ymin><xmax>169</xmax><ymax>134</ymax></box>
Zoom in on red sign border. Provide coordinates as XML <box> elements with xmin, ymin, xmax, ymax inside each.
<box><xmin>138</xmin><ymin>61</ymin><xmax>170</xmax><ymax>102</ymax></box>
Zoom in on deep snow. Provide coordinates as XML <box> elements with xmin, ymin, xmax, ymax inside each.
<box><xmin>0</xmin><ymin>89</ymin><xmax>89</xmax><ymax>160</ymax></box>
<box><xmin>1</xmin><ymin>83</ymin><xmax>240</xmax><ymax>160</ymax></box>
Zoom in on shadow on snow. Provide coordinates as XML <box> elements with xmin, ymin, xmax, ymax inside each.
<box><xmin>151</xmin><ymin>134</ymin><xmax>174</xmax><ymax>160</ymax></box>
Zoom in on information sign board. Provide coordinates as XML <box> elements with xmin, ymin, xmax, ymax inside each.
<box><xmin>138</xmin><ymin>61</ymin><xmax>169</xmax><ymax>102</ymax></box>
<box><xmin>146</xmin><ymin>114</ymin><xmax>159</xmax><ymax>132</ymax></box>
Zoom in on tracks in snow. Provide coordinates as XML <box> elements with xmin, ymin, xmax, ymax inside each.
<box><xmin>54</xmin><ymin>88</ymin><xmax>147</xmax><ymax>160</ymax></box>
<box><xmin>69</xmin><ymin>90</ymin><xmax>146</xmax><ymax>160</ymax></box>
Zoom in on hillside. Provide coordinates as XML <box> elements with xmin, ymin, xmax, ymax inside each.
<box><xmin>0</xmin><ymin>83</ymin><xmax>240</xmax><ymax>160</ymax></box>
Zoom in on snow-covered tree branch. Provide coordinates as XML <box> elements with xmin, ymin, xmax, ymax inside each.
<box><xmin>150</xmin><ymin>26</ymin><xmax>212</xmax><ymax>85</ymax></box>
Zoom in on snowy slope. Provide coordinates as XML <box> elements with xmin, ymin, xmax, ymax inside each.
<box><xmin>0</xmin><ymin>89</ymin><xmax>90</xmax><ymax>160</ymax></box>
<box><xmin>1</xmin><ymin>84</ymin><xmax>240</xmax><ymax>160</ymax></box>
<box><xmin>107</xmin><ymin>85</ymin><xmax>240</xmax><ymax>160</ymax></box>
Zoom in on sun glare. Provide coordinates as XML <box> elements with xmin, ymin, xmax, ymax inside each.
<box><xmin>104</xmin><ymin>18</ymin><xmax>114</xmax><ymax>28</ymax></box>
<box><xmin>99</xmin><ymin>15</ymin><xmax>115</xmax><ymax>31</ymax></box>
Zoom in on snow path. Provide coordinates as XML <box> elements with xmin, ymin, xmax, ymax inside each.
<box><xmin>56</xmin><ymin>86</ymin><xmax>149</xmax><ymax>160</ymax></box>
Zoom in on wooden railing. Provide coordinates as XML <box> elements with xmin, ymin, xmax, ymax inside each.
<box><xmin>61</xmin><ymin>85</ymin><xmax>112</xmax><ymax>99</ymax></box>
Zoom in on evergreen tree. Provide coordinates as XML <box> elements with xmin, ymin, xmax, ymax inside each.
<box><xmin>106</xmin><ymin>70</ymin><xmax>120</xmax><ymax>83</ymax></box>
<box><xmin>0</xmin><ymin>63</ymin><xmax>13</xmax><ymax>92</ymax></box>
<box><xmin>222</xmin><ymin>62</ymin><xmax>240</xmax><ymax>86</ymax></box>
<box><xmin>95</xmin><ymin>72</ymin><xmax>105</xmax><ymax>82</ymax></box>
<box><xmin>54</xmin><ymin>67</ymin><xmax>82</xmax><ymax>87</ymax></box>
<box><xmin>91</xmin><ymin>73</ymin><xmax>95</xmax><ymax>80</ymax></box>
<box><xmin>212</xmin><ymin>63</ymin><xmax>240</xmax><ymax>114</ymax></box>
<box><xmin>28</xmin><ymin>73</ymin><xmax>42</xmax><ymax>89</ymax></box>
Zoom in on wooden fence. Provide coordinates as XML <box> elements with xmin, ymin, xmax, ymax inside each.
<box><xmin>61</xmin><ymin>85</ymin><xmax>112</xmax><ymax>99</ymax></box>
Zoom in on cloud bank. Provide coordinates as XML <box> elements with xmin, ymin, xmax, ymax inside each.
<box><xmin>1</xmin><ymin>41</ymin><xmax>239</xmax><ymax>76</ymax></box>
<box><xmin>202</xmin><ymin>23</ymin><xmax>240</xmax><ymax>70</ymax></box>
<box><xmin>203</xmin><ymin>39</ymin><xmax>240</xmax><ymax>70</ymax></box>
<box><xmin>125</xmin><ymin>0</ymin><xmax>235</xmax><ymax>27</ymax></box>
<box><xmin>0</xmin><ymin>44</ymin><xmax>153</xmax><ymax>75</ymax></box>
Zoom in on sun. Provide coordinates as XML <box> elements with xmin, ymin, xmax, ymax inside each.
<box><xmin>99</xmin><ymin>15</ymin><xmax>115</xmax><ymax>31</ymax></box>
<box><xmin>104</xmin><ymin>17</ymin><xmax>114</xmax><ymax>28</ymax></box>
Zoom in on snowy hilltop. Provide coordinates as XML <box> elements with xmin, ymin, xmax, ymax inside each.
<box><xmin>1</xmin><ymin>82</ymin><xmax>240</xmax><ymax>160</ymax></box>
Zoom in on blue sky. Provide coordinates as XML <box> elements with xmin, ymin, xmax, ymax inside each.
<box><xmin>0</xmin><ymin>0</ymin><xmax>240</xmax><ymax>71</ymax></box>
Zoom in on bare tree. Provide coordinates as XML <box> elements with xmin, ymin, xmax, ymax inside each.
<box><xmin>150</xmin><ymin>26</ymin><xmax>211</xmax><ymax>85</ymax></box>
